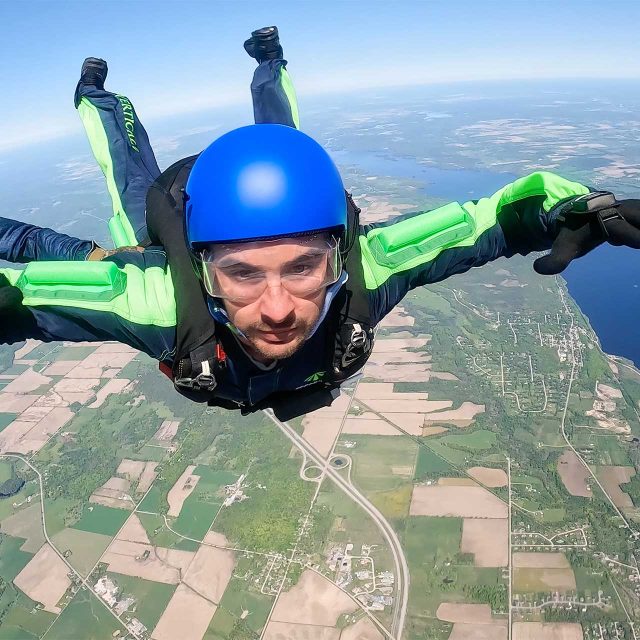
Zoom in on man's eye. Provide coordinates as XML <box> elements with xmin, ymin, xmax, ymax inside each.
<box><xmin>287</xmin><ymin>262</ymin><xmax>314</xmax><ymax>276</ymax></box>
<box><xmin>227</xmin><ymin>269</ymin><xmax>261</xmax><ymax>281</ymax></box>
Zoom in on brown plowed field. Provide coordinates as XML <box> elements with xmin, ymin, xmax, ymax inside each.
<box><xmin>557</xmin><ymin>450</ymin><xmax>591</xmax><ymax>498</ymax></box>
<box><xmin>461</xmin><ymin>519</ymin><xmax>508</xmax><ymax>567</ymax></box>
<box><xmin>410</xmin><ymin>485</ymin><xmax>508</xmax><ymax>518</ymax></box>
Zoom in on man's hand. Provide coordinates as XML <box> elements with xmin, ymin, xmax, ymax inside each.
<box><xmin>87</xmin><ymin>245</ymin><xmax>144</xmax><ymax>261</ymax></box>
<box><xmin>534</xmin><ymin>196</ymin><xmax>640</xmax><ymax>275</ymax></box>
<box><xmin>0</xmin><ymin>274</ymin><xmax>38</xmax><ymax>334</ymax></box>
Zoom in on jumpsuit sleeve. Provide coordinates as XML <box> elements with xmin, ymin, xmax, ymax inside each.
<box><xmin>0</xmin><ymin>249</ymin><xmax>177</xmax><ymax>361</ymax></box>
<box><xmin>0</xmin><ymin>216</ymin><xmax>95</xmax><ymax>263</ymax></box>
<box><xmin>362</xmin><ymin>171</ymin><xmax>592</xmax><ymax>323</ymax></box>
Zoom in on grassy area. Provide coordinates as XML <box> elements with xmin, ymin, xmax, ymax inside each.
<box><xmin>107</xmin><ymin>572</ymin><xmax>176</xmax><ymax>629</ymax></box>
<box><xmin>171</xmin><ymin>466</ymin><xmax>237</xmax><ymax>542</ymax></box>
<box><xmin>73</xmin><ymin>505</ymin><xmax>129</xmax><ymax>536</ymax></box>
<box><xmin>414</xmin><ymin>446</ymin><xmax>456</xmax><ymax>480</ymax></box>
<box><xmin>216</xmin><ymin>576</ymin><xmax>274</xmax><ymax>635</ymax></box>
<box><xmin>348</xmin><ymin>435</ymin><xmax>418</xmax><ymax>493</ymax></box>
<box><xmin>370</xmin><ymin>484</ymin><xmax>413</xmax><ymax>520</ymax></box>
<box><xmin>0</xmin><ymin>535</ymin><xmax>32</xmax><ymax>584</ymax></box>
<box><xmin>51</xmin><ymin>528</ymin><xmax>112</xmax><ymax>576</ymax></box>
<box><xmin>403</xmin><ymin>517</ymin><xmax>463</xmax><ymax>633</ymax></box>
<box><xmin>0</xmin><ymin>480</ymin><xmax>38</xmax><ymax>522</ymax></box>
<box><xmin>51</xmin><ymin>346</ymin><xmax>96</xmax><ymax>360</ymax></box>
<box><xmin>137</xmin><ymin>512</ymin><xmax>199</xmax><ymax>552</ymax></box>
<box><xmin>440</xmin><ymin>429</ymin><xmax>497</xmax><ymax>451</ymax></box>
<box><xmin>43</xmin><ymin>497</ymin><xmax>77</xmax><ymax>538</ymax></box>
<box><xmin>138</xmin><ymin>486</ymin><xmax>163</xmax><ymax>513</ymax></box>
<box><xmin>0</xmin><ymin>415</ymin><xmax>16</xmax><ymax>433</ymax></box>
<box><xmin>205</xmin><ymin>606</ymin><xmax>236</xmax><ymax>640</ymax></box>
<box><xmin>45</xmin><ymin>589</ymin><xmax>126</xmax><ymax>640</ymax></box>
<box><xmin>0</xmin><ymin>591</ymin><xmax>55</xmax><ymax>640</ymax></box>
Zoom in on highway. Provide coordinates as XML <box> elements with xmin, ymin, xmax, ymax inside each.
<box><xmin>263</xmin><ymin>408</ymin><xmax>410</xmax><ymax>640</ymax></box>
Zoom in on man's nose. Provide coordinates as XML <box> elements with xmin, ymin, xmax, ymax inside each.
<box><xmin>259</xmin><ymin>284</ymin><xmax>296</xmax><ymax>324</ymax></box>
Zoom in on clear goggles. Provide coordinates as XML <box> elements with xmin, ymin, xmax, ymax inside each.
<box><xmin>200</xmin><ymin>234</ymin><xmax>342</xmax><ymax>304</ymax></box>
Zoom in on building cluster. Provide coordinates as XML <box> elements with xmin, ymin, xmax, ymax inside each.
<box><xmin>224</xmin><ymin>473</ymin><xmax>249</xmax><ymax>507</ymax></box>
<box><xmin>94</xmin><ymin>576</ymin><xmax>148</xmax><ymax>637</ymax></box>
<box><xmin>325</xmin><ymin>544</ymin><xmax>394</xmax><ymax>611</ymax></box>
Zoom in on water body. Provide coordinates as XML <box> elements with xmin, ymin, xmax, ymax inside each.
<box><xmin>342</xmin><ymin>150</ymin><xmax>640</xmax><ymax>367</ymax></box>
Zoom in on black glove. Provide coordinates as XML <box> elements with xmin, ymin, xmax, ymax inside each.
<box><xmin>243</xmin><ymin>26</ymin><xmax>283</xmax><ymax>63</ymax></box>
<box><xmin>0</xmin><ymin>274</ymin><xmax>39</xmax><ymax>338</ymax></box>
<box><xmin>534</xmin><ymin>193</ymin><xmax>640</xmax><ymax>275</ymax></box>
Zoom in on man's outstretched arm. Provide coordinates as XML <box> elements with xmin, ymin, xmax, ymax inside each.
<box><xmin>361</xmin><ymin>171</ymin><xmax>608</xmax><ymax>320</ymax></box>
<box><xmin>0</xmin><ymin>216</ymin><xmax>96</xmax><ymax>263</ymax></box>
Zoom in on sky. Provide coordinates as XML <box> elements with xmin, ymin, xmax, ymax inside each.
<box><xmin>1</xmin><ymin>0</ymin><xmax>640</xmax><ymax>154</ymax></box>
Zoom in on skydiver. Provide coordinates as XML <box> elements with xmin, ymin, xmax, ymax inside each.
<box><xmin>1</xmin><ymin>27</ymin><xmax>640</xmax><ymax>418</ymax></box>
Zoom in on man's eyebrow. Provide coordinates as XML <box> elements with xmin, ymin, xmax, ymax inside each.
<box><xmin>216</xmin><ymin>258</ymin><xmax>259</xmax><ymax>270</ymax></box>
<box><xmin>282</xmin><ymin>250</ymin><xmax>326</xmax><ymax>267</ymax></box>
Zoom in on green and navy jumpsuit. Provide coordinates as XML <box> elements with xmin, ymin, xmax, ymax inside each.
<box><xmin>0</xmin><ymin>59</ymin><xmax>593</xmax><ymax>407</ymax></box>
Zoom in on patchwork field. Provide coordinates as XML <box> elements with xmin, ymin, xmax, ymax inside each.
<box><xmin>101</xmin><ymin>540</ymin><xmax>194</xmax><ymax>584</ymax></box>
<box><xmin>557</xmin><ymin>450</ymin><xmax>591</xmax><ymax>498</ymax></box>
<box><xmin>512</xmin><ymin>622</ymin><xmax>583</xmax><ymax>640</ymax></box>
<box><xmin>152</xmin><ymin>583</ymin><xmax>217</xmax><ymax>640</ymax></box>
<box><xmin>51</xmin><ymin>527</ymin><xmax>112</xmax><ymax>575</ymax></box>
<box><xmin>410</xmin><ymin>484</ymin><xmax>508</xmax><ymax>518</ymax></box>
<box><xmin>461</xmin><ymin>518</ymin><xmax>508</xmax><ymax>567</ymax></box>
<box><xmin>595</xmin><ymin>465</ymin><xmax>635</xmax><ymax>508</ymax></box>
<box><xmin>512</xmin><ymin>553</ymin><xmax>576</xmax><ymax>593</ymax></box>
<box><xmin>467</xmin><ymin>466</ymin><xmax>507</xmax><ymax>487</ymax></box>
<box><xmin>13</xmin><ymin>543</ymin><xmax>71</xmax><ymax>614</ymax></box>
<box><xmin>270</xmin><ymin>569</ymin><xmax>357</xmax><ymax>625</ymax></box>
<box><xmin>167</xmin><ymin>465</ymin><xmax>200</xmax><ymax>517</ymax></box>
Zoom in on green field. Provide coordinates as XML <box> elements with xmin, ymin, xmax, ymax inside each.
<box><xmin>426</xmin><ymin>429</ymin><xmax>497</xmax><ymax>465</ymax></box>
<box><xmin>137</xmin><ymin>512</ymin><xmax>199</xmax><ymax>552</ymax></box>
<box><xmin>45</xmin><ymin>589</ymin><xmax>126</xmax><ymax>640</ymax></box>
<box><xmin>0</xmin><ymin>535</ymin><xmax>33</xmax><ymax>584</ymax></box>
<box><xmin>414</xmin><ymin>445</ymin><xmax>456</xmax><ymax>480</ymax></box>
<box><xmin>138</xmin><ymin>486</ymin><xmax>163</xmax><ymax>513</ymax></box>
<box><xmin>403</xmin><ymin>516</ymin><xmax>462</xmax><ymax>637</ymax></box>
<box><xmin>51</xmin><ymin>528</ymin><xmax>113</xmax><ymax>576</ymax></box>
<box><xmin>42</xmin><ymin>498</ymin><xmax>76</xmax><ymax>538</ymax></box>
<box><xmin>315</xmin><ymin>483</ymin><xmax>387</xmax><ymax>548</ymax></box>
<box><xmin>0</xmin><ymin>415</ymin><xmax>16</xmax><ymax>433</ymax></box>
<box><xmin>0</xmin><ymin>481</ymin><xmax>38</xmax><ymax>522</ymax></box>
<box><xmin>0</xmin><ymin>462</ymin><xmax>13</xmax><ymax>482</ymax></box>
<box><xmin>205</xmin><ymin>606</ymin><xmax>237</xmax><ymax>640</ymax></box>
<box><xmin>216</xmin><ymin>575</ymin><xmax>275</xmax><ymax>634</ymax></box>
<box><xmin>0</xmin><ymin>591</ymin><xmax>55</xmax><ymax>640</ymax></box>
<box><xmin>440</xmin><ymin>429</ymin><xmax>497</xmax><ymax>451</ymax></box>
<box><xmin>348</xmin><ymin>435</ymin><xmax>419</xmax><ymax>493</ymax></box>
<box><xmin>73</xmin><ymin>505</ymin><xmax>129</xmax><ymax>536</ymax></box>
<box><xmin>171</xmin><ymin>466</ymin><xmax>237</xmax><ymax>542</ymax></box>
<box><xmin>51</xmin><ymin>346</ymin><xmax>96</xmax><ymax>360</ymax></box>
<box><xmin>107</xmin><ymin>573</ymin><xmax>176</xmax><ymax>629</ymax></box>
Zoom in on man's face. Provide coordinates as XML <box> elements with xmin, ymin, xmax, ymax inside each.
<box><xmin>203</xmin><ymin>236</ymin><xmax>339</xmax><ymax>362</ymax></box>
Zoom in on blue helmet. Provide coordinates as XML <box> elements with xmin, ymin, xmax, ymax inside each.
<box><xmin>185</xmin><ymin>124</ymin><xmax>346</xmax><ymax>246</ymax></box>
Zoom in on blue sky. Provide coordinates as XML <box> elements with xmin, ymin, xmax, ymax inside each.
<box><xmin>1</xmin><ymin>0</ymin><xmax>639</xmax><ymax>153</ymax></box>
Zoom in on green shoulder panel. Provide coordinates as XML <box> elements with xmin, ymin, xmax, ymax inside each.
<box><xmin>360</xmin><ymin>171</ymin><xmax>590</xmax><ymax>289</ymax></box>
<box><xmin>1</xmin><ymin>261</ymin><xmax>176</xmax><ymax>327</ymax></box>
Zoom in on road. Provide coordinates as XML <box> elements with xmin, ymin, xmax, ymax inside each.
<box><xmin>507</xmin><ymin>456</ymin><xmax>512</xmax><ymax>640</ymax></box>
<box><xmin>263</xmin><ymin>409</ymin><xmax>410</xmax><ymax>640</ymax></box>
